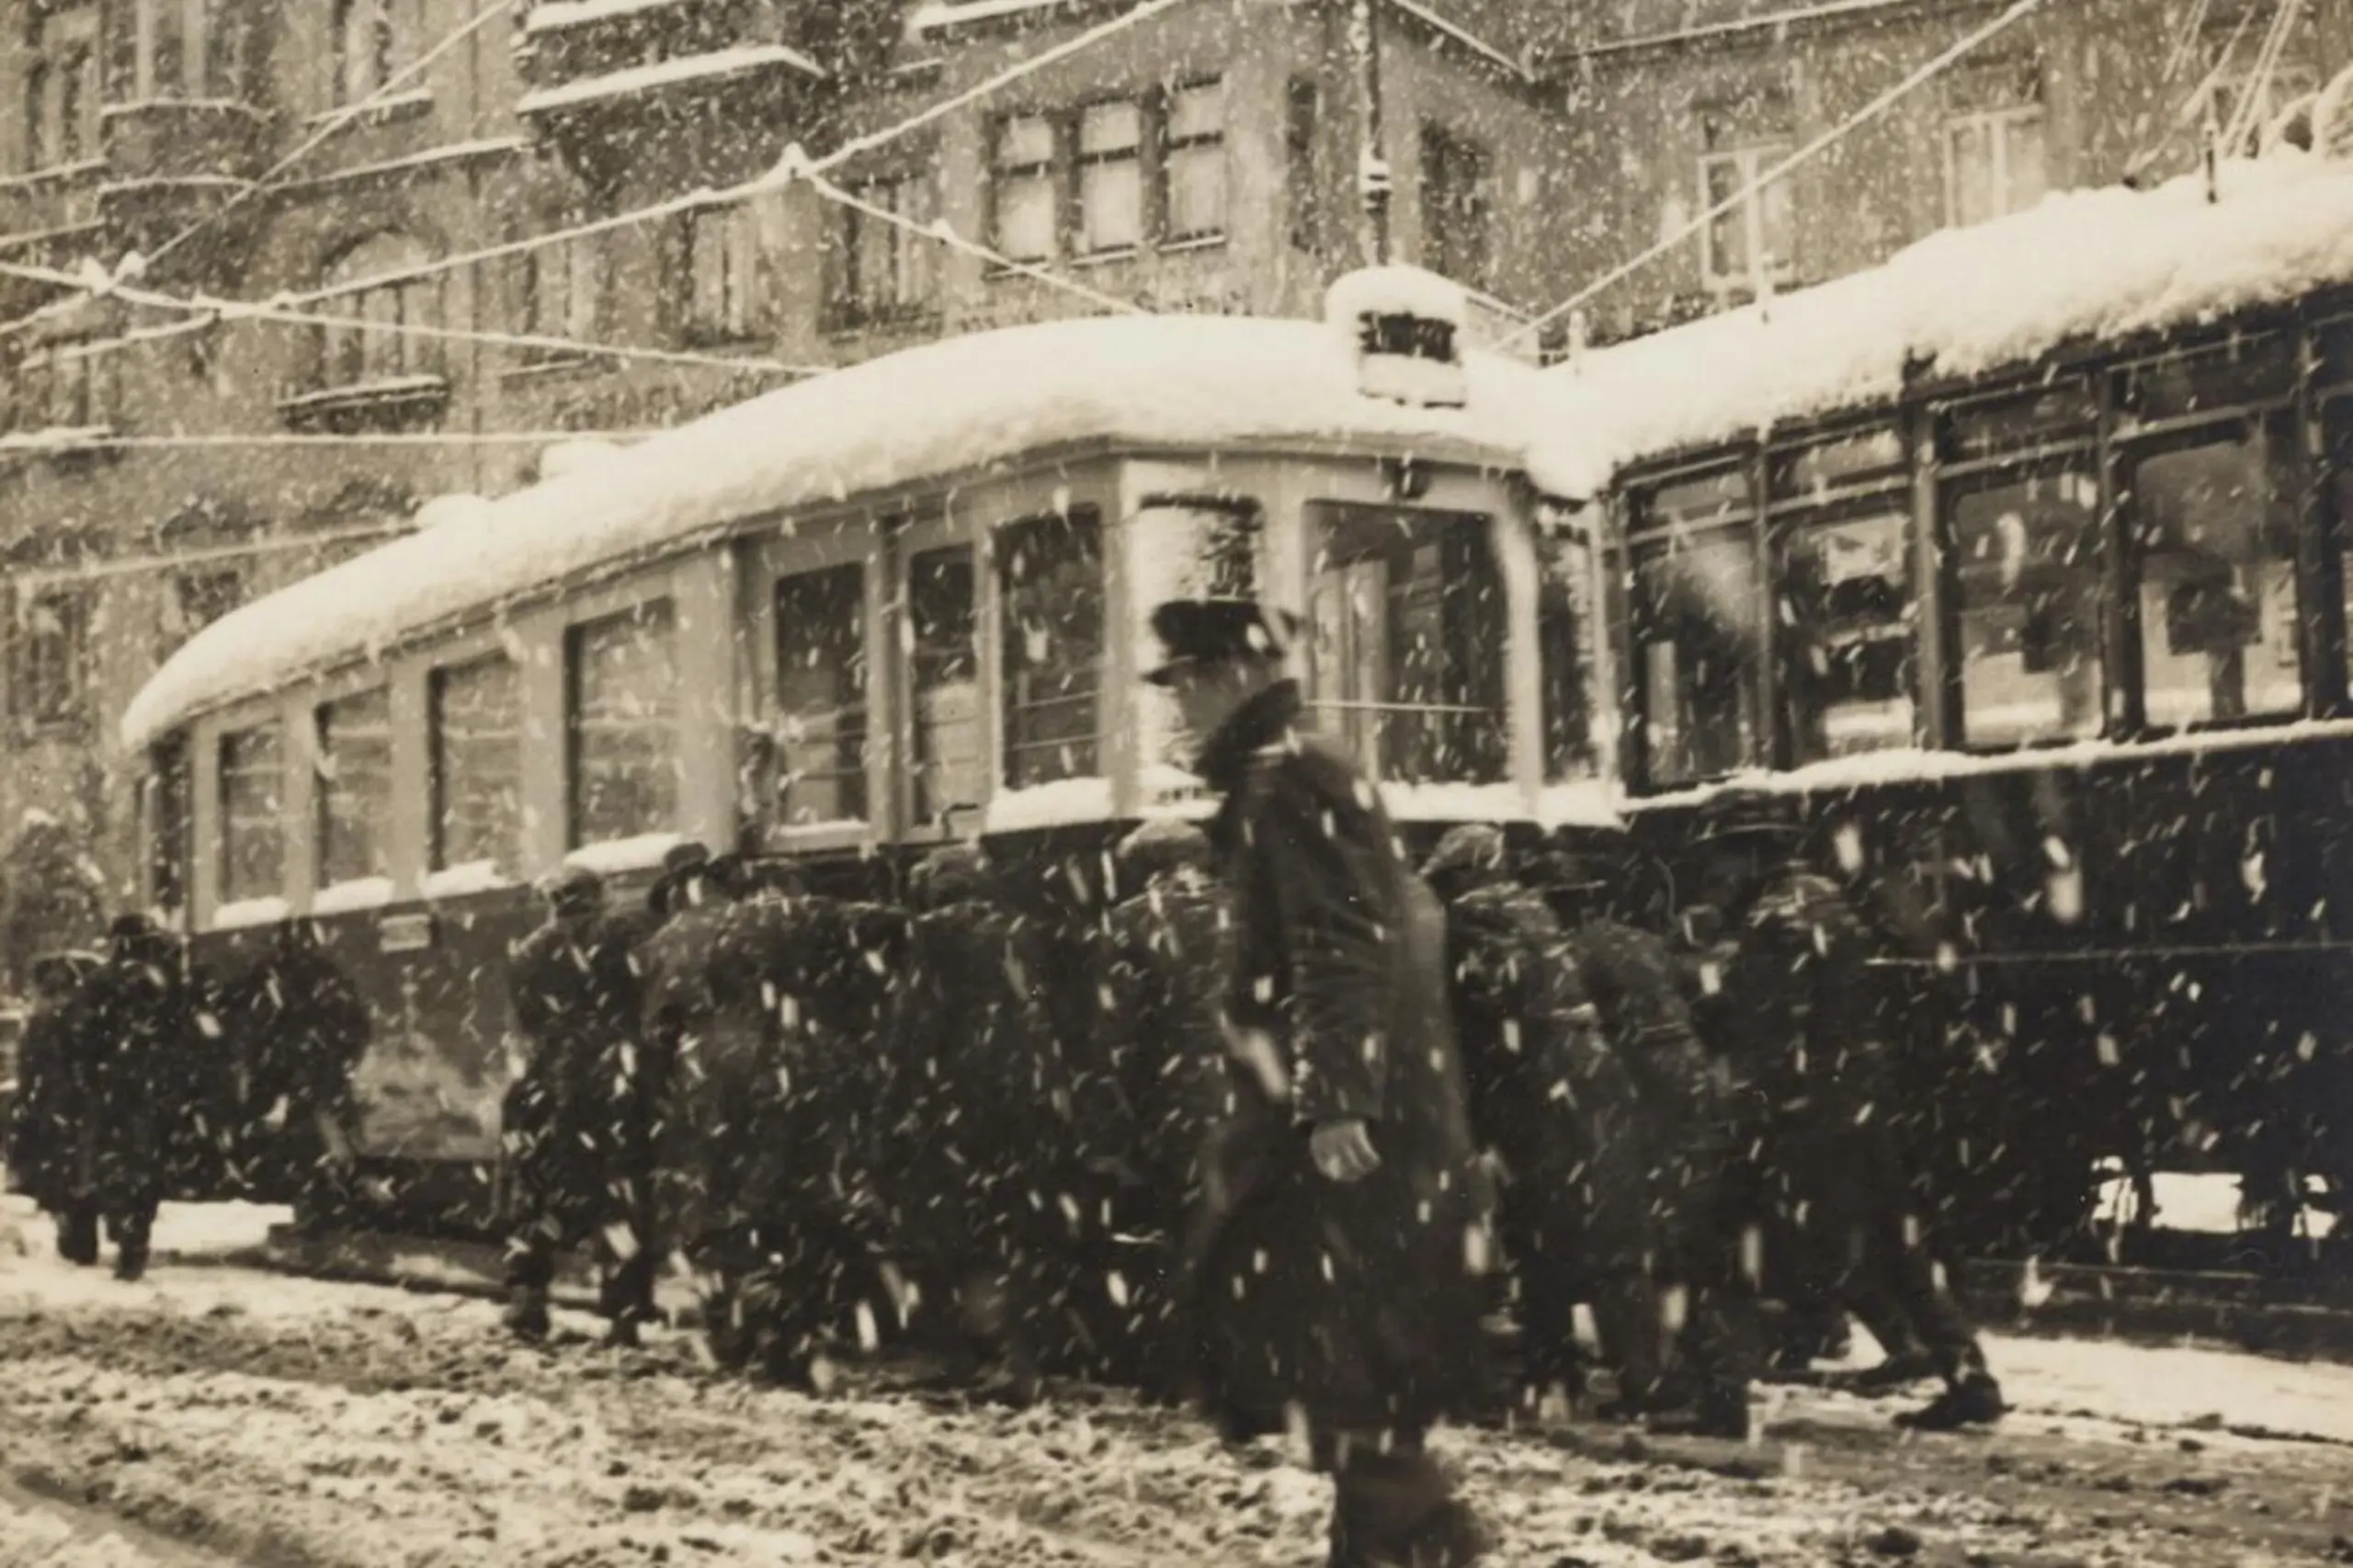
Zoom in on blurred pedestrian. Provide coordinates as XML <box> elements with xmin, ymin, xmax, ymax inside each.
<box><xmin>227</xmin><ymin>917</ymin><xmax>372</xmax><ymax>1239</ymax></box>
<box><xmin>1698</xmin><ymin>790</ymin><xmax>2004</xmax><ymax>1431</ymax></box>
<box><xmin>67</xmin><ymin>915</ymin><xmax>189</xmax><ymax>1281</ymax></box>
<box><xmin>6</xmin><ymin>950</ymin><xmax>101</xmax><ymax>1262</ymax></box>
<box><xmin>501</xmin><ymin>863</ymin><xmax>656</xmax><ymax>1346</ymax></box>
<box><xmin>1147</xmin><ymin>597</ymin><xmax>1493</xmax><ymax>1568</ymax></box>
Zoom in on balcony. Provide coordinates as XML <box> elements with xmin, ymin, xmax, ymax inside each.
<box><xmin>515</xmin><ymin>0</ymin><xmax>827</xmax><ymax>187</ymax></box>
<box><xmin>97</xmin><ymin>97</ymin><xmax>273</xmax><ymax>257</ymax></box>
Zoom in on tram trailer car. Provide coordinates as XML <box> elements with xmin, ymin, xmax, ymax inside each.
<box><xmin>1542</xmin><ymin>141</ymin><xmax>2353</xmax><ymax>1274</ymax></box>
<box><xmin>122</xmin><ymin>272</ymin><xmax>1601</xmax><ymax>1240</ymax></box>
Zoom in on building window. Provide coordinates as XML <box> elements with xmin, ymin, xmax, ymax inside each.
<box><xmin>431</xmin><ymin>653</ymin><xmax>520</xmax><ymax>872</ymax></box>
<box><xmin>314</xmin><ymin>234</ymin><xmax>442</xmax><ymax>389</ymax></box>
<box><xmin>1162</xmin><ymin>80</ymin><xmax>1226</xmax><ymax>242</ymax></box>
<box><xmin>770</xmin><ymin>564</ymin><xmax>868</xmax><ymax>826</ymax></box>
<box><xmin>11</xmin><ymin>339</ymin><xmax>119</xmax><ymax>430</ymax></box>
<box><xmin>1628</xmin><ymin>467</ymin><xmax>1764</xmax><ymax>785</ymax></box>
<box><xmin>219</xmin><ymin>723</ymin><xmax>283</xmax><ymax>904</ymax></box>
<box><xmin>1699</xmin><ymin>142</ymin><xmax>1794</xmax><ymax>295</ymax></box>
<box><xmin>908</xmin><ymin>545</ymin><xmax>981</xmax><ymax>825</ymax></box>
<box><xmin>9</xmin><ymin>589</ymin><xmax>91</xmax><ymax>729</ymax></box>
<box><xmin>991</xmin><ymin>112</ymin><xmax>1059</xmax><ymax>263</ymax></box>
<box><xmin>160</xmin><ymin>567</ymin><xmax>243</xmax><ymax>657</ymax></box>
<box><xmin>682</xmin><ymin>204</ymin><xmax>762</xmax><ymax>343</ymax></box>
<box><xmin>1000</xmin><ymin>510</ymin><xmax>1104</xmax><ymax>788</ymax></box>
<box><xmin>567</xmin><ymin>600</ymin><xmax>678</xmax><ymax>847</ymax></box>
<box><xmin>1305</xmin><ymin>505</ymin><xmax>1508</xmax><ymax>785</ymax></box>
<box><xmin>831</xmin><ymin>173</ymin><xmax>935</xmax><ymax>328</ymax></box>
<box><xmin>1419</xmin><ymin>124</ymin><xmax>1492</xmax><ymax>290</ymax></box>
<box><xmin>1077</xmin><ymin>101</ymin><xmax>1144</xmax><ymax>255</ymax></box>
<box><xmin>315</xmin><ymin>687</ymin><xmax>392</xmax><ymax>887</ymax></box>
<box><xmin>332</xmin><ymin>0</ymin><xmax>399</xmax><ymax>105</ymax></box>
<box><xmin>1287</xmin><ymin>76</ymin><xmax>1323</xmax><ymax>255</ymax></box>
<box><xmin>1946</xmin><ymin>105</ymin><xmax>2047</xmax><ymax>228</ymax></box>
<box><xmin>22</xmin><ymin>8</ymin><xmax>100</xmax><ymax>171</ymax></box>
<box><xmin>518</xmin><ymin>234</ymin><xmax>607</xmax><ymax>353</ymax></box>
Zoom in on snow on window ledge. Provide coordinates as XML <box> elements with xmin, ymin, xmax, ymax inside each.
<box><xmin>1538</xmin><ymin>779</ymin><xmax>1627</xmax><ymax>831</ymax></box>
<box><xmin>565</xmin><ymin>831</ymin><xmax>686</xmax><ymax>876</ymax></box>
<box><xmin>526</xmin><ymin>0</ymin><xmax>695</xmax><ymax>33</ymax></box>
<box><xmin>516</xmin><ymin>44</ymin><xmax>824</xmax><ymax>117</ymax></box>
<box><xmin>310</xmin><ymin>876</ymin><xmax>396</xmax><ymax>916</ymax></box>
<box><xmin>983</xmin><ymin>777</ymin><xmax>1113</xmax><ymax>835</ymax></box>
<box><xmin>423</xmin><ymin>860</ymin><xmax>511</xmax><ymax>900</ymax></box>
<box><xmin>1379</xmin><ymin>780</ymin><xmax>1531</xmax><ymax>824</ymax></box>
<box><xmin>210</xmin><ymin>895</ymin><xmax>291</xmax><ymax>932</ymax></box>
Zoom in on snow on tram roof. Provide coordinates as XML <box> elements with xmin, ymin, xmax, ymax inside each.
<box><xmin>1529</xmin><ymin>151</ymin><xmax>2353</xmax><ymax>498</ymax></box>
<box><xmin>123</xmin><ymin>313</ymin><xmax>1537</xmax><ymax>750</ymax></box>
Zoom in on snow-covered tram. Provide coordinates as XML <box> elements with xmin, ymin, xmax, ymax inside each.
<box><xmin>1532</xmin><ymin>150</ymin><xmax>2353</xmax><ymax>1264</ymax></box>
<box><xmin>118</xmin><ymin>277</ymin><xmax>1611</xmax><ymax>1232</ymax></box>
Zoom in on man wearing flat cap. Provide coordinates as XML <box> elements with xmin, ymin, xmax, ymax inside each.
<box><xmin>1146</xmin><ymin>597</ymin><xmax>1494</xmax><ymax>1568</ymax></box>
<box><xmin>501</xmin><ymin>863</ymin><xmax>656</xmax><ymax>1345</ymax></box>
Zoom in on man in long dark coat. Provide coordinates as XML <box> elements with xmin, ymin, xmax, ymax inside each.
<box><xmin>872</xmin><ymin>842</ymin><xmax>1075</xmax><ymax>1396</ymax></box>
<box><xmin>502</xmin><ymin>864</ymin><xmax>656</xmax><ymax>1346</ymax></box>
<box><xmin>1422</xmin><ymin>825</ymin><xmax>1660</xmax><ymax>1420</ymax></box>
<box><xmin>1697</xmin><ymin>790</ymin><xmax>2004</xmax><ymax>1431</ymax></box>
<box><xmin>67</xmin><ymin>915</ymin><xmax>189</xmax><ymax>1280</ymax></box>
<box><xmin>1146</xmin><ymin>597</ymin><xmax>1494</xmax><ymax>1568</ymax></box>
<box><xmin>228</xmin><ymin>917</ymin><xmax>372</xmax><ymax>1238</ymax></box>
<box><xmin>1540</xmin><ymin>832</ymin><xmax>1759</xmax><ymax>1437</ymax></box>
<box><xmin>6</xmin><ymin>950</ymin><xmax>102</xmax><ymax>1262</ymax></box>
<box><xmin>1086</xmin><ymin>817</ymin><xmax>1233</xmax><ymax>1396</ymax></box>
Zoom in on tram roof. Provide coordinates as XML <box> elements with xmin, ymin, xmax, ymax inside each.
<box><xmin>123</xmin><ymin>313</ymin><xmax>1538</xmax><ymax>750</ymax></box>
<box><xmin>1527</xmin><ymin>150</ymin><xmax>2353</xmax><ymax>498</ymax></box>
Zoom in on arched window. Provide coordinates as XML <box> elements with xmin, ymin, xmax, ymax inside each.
<box><xmin>313</xmin><ymin>233</ymin><xmax>443</xmax><ymax>389</ymax></box>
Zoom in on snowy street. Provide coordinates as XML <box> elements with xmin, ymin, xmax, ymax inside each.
<box><xmin>4</xmin><ymin>1200</ymin><xmax>2350</xmax><ymax>1568</ymax></box>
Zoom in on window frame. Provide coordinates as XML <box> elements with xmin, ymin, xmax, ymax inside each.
<box><xmin>1160</xmin><ymin>77</ymin><xmax>1228</xmax><ymax>244</ymax></box>
<box><xmin>216</xmin><ymin>719</ymin><xmax>286</xmax><ymax>907</ymax></box>
<box><xmin>313</xmin><ymin>685</ymin><xmax>394</xmax><ymax>890</ymax></box>
<box><xmin>989</xmin><ymin>109</ymin><xmax>1062</xmax><ymax>264</ymax></box>
<box><xmin>831</xmin><ymin>169</ymin><xmax>938</xmax><ymax>330</ymax></box>
<box><xmin>767</xmin><ymin>558</ymin><xmax>874</xmax><ymax>831</ymax></box>
<box><xmin>564</xmin><ymin>597</ymin><xmax>682</xmax><ymax>851</ymax></box>
<box><xmin>1418</xmin><ymin>120</ymin><xmax>1494</xmax><ymax>290</ymax></box>
<box><xmin>1622</xmin><ymin>456</ymin><xmax>1768</xmax><ymax>789</ymax></box>
<box><xmin>1697</xmin><ymin>141</ymin><xmax>1796</xmax><ymax>298</ymax></box>
<box><xmin>996</xmin><ymin>506</ymin><xmax>1107</xmax><ymax>790</ymax></box>
<box><xmin>1074</xmin><ymin>97</ymin><xmax>1145</xmax><ymax>256</ymax></box>
<box><xmin>1943</xmin><ymin>102</ymin><xmax>2049</xmax><ymax>230</ymax></box>
<box><xmin>679</xmin><ymin>202</ymin><xmax>762</xmax><ymax>346</ymax></box>
<box><xmin>8</xmin><ymin>585</ymin><xmax>94</xmax><ymax>731</ymax></box>
<box><xmin>429</xmin><ymin>649</ymin><xmax>524</xmax><ymax>875</ymax></box>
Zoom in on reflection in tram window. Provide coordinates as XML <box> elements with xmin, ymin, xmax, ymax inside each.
<box><xmin>566</xmin><ymin>599</ymin><xmax>678</xmax><ymax>846</ymax></box>
<box><xmin>1000</xmin><ymin>510</ymin><xmax>1104</xmax><ymax>788</ymax></box>
<box><xmin>1535</xmin><ymin>529</ymin><xmax>1597</xmax><ymax>780</ymax></box>
<box><xmin>219</xmin><ymin>722</ymin><xmax>283</xmax><ymax>903</ymax></box>
<box><xmin>772</xmin><ymin>564</ymin><xmax>868</xmax><ymax>825</ymax></box>
<box><xmin>1779</xmin><ymin>510</ymin><xmax>1915</xmax><ymax>761</ymax></box>
<box><xmin>315</xmin><ymin>687</ymin><xmax>392</xmax><ymax>886</ymax></box>
<box><xmin>1303</xmin><ymin>505</ymin><xmax>1506</xmax><ymax>785</ymax></box>
<box><xmin>1630</xmin><ymin>528</ymin><xmax>1761</xmax><ymax>784</ymax></box>
<box><xmin>1949</xmin><ymin>469</ymin><xmax>2103</xmax><ymax>747</ymax></box>
<box><xmin>431</xmin><ymin>653</ymin><xmax>520</xmax><ymax>871</ymax></box>
<box><xmin>2125</xmin><ymin>426</ymin><xmax>2302</xmax><ymax>727</ymax></box>
<box><xmin>908</xmin><ymin>546</ymin><xmax>982</xmax><ymax>824</ymax></box>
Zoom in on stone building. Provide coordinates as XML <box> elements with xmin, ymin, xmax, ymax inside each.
<box><xmin>0</xmin><ymin>0</ymin><xmax>2344</xmax><ymax>910</ymax></box>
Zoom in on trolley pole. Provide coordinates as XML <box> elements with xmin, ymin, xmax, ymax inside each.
<box><xmin>1350</xmin><ymin>0</ymin><xmax>1393</xmax><ymax>266</ymax></box>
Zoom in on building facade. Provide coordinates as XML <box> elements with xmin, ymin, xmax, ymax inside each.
<box><xmin>0</xmin><ymin>0</ymin><xmax>2346</xmax><ymax>915</ymax></box>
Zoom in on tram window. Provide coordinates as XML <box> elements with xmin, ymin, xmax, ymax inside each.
<box><xmin>2115</xmin><ymin>336</ymin><xmax>2296</xmax><ymax>428</ymax></box>
<box><xmin>1947</xmin><ymin>468</ymin><xmax>2103</xmax><ymax>747</ymax></box>
<box><xmin>1304</xmin><ymin>504</ymin><xmax>1507</xmax><ymax>785</ymax></box>
<box><xmin>567</xmin><ymin>599</ymin><xmax>679</xmax><ymax>847</ymax></box>
<box><xmin>1779</xmin><ymin>509</ymin><xmax>1915</xmax><ymax>761</ymax></box>
<box><xmin>1000</xmin><ymin>509</ymin><xmax>1104</xmax><ymax>788</ymax></box>
<box><xmin>1132</xmin><ymin>498</ymin><xmax>1259</xmax><ymax>775</ymax></box>
<box><xmin>2315</xmin><ymin>318</ymin><xmax>2353</xmax><ymax>392</ymax></box>
<box><xmin>219</xmin><ymin>723</ymin><xmax>283</xmax><ymax>903</ymax></box>
<box><xmin>909</xmin><ymin>545</ymin><xmax>982</xmax><ymax>824</ymax></box>
<box><xmin>1937</xmin><ymin>381</ymin><xmax>2097</xmax><ymax>464</ymax></box>
<box><xmin>147</xmin><ymin>737</ymin><xmax>192</xmax><ymax>919</ymax></box>
<box><xmin>1535</xmin><ymin>529</ymin><xmax>1597</xmax><ymax>780</ymax></box>
<box><xmin>1768</xmin><ymin>426</ymin><xmax>1905</xmax><ymax>501</ymax></box>
<box><xmin>431</xmin><ymin>653</ymin><xmax>520</xmax><ymax>871</ymax></box>
<box><xmin>316</xmin><ymin>687</ymin><xmax>392</xmax><ymax>887</ymax></box>
<box><xmin>2123</xmin><ymin>422</ymin><xmax>2302</xmax><ymax>727</ymax></box>
<box><xmin>1630</xmin><ymin>528</ymin><xmax>1763</xmax><ymax>784</ymax></box>
<box><xmin>772</xmin><ymin>563</ymin><xmax>868</xmax><ymax>825</ymax></box>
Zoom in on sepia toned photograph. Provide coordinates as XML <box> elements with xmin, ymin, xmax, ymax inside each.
<box><xmin>2</xmin><ymin>0</ymin><xmax>2350</xmax><ymax>1562</ymax></box>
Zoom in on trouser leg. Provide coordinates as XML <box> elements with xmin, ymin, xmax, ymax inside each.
<box><xmin>111</xmin><ymin>1189</ymin><xmax>158</xmax><ymax>1280</ymax></box>
<box><xmin>1588</xmin><ymin>1267</ymin><xmax>1665</xmax><ymax>1407</ymax></box>
<box><xmin>57</xmin><ymin>1201</ymin><xmax>100</xmax><ymax>1266</ymax></box>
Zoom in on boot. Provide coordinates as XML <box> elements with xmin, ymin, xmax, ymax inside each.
<box><xmin>1647</xmin><ymin>1381</ymin><xmax>1751</xmax><ymax>1441</ymax></box>
<box><xmin>56</xmin><ymin>1209</ymin><xmax>99</xmax><ymax>1267</ymax></box>
<box><xmin>1893</xmin><ymin>1373</ymin><xmax>2005</xmax><ymax>1432</ymax></box>
<box><xmin>1851</xmin><ymin>1348</ymin><xmax>1940</xmax><ymax>1392</ymax></box>
<box><xmin>1330</xmin><ymin>1449</ymin><xmax>1487</xmax><ymax>1568</ymax></box>
<box><xmin>503</xmin><ymin>1284</ymin><xmax>551</xmax><ymax>1342</ymax></box>
<box><xmin>112</xmin><ymin>1244</ymin><xmax>149</xmax><ymax>1283</ymax></box>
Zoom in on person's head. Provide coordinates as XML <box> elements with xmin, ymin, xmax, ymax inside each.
<box><xmin>1114</xmin><ymin>817</ymin><xmax>1212</xmax><ymax>896</ymax></box>
<box><xmin>1531</xmin><ymin>824</ymin><xmax>1630</xmax><ymax>923</ymax></box>
<box><xmin>1691</xmin><ymin>788</ymin><xmax>1808</xmax><ymax>914</ymax></box>
<box><xmin>648</xmin><ymin>841</ymin><xmax>717</xmax><ymax>921</ymax></box>
<box><xmin>910</xmin><ymin>841</ymin><xmax>991</xmax><ymax>913</ymax></box>
<box><xmin>1142</xmin><ymin>598</ymin><xmax>1297</xmax><ymax>745</ymax></box>
<box><xmin>537</xmin><ymin>865</ymin><xmax>607</xmax><ymax>927</ymax></box>
<box><xmin>1422</xmin><ymin>824</ymin><xmax>1513</xmax><ymax>903</ymax></box>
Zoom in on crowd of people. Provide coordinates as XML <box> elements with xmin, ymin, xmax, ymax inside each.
<box><xmin>2</xmin><ymin>593</ymin><xmax>2006</xmax><ymax>1568</ymax></box>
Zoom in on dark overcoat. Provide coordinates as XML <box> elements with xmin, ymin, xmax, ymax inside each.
<box><xmin>505</xmin><ymin>909</ymin><xmax>647</xmax><ymax>1235</ymax></box>
<box><xmin>1188</xmin><ymin>681</ymin><xmax>1494</xmax><ymax>1442</ymax></box>
<box><xmin>1444</xmin><ymin>880</ymin><xmax>1652</xmax><ymax>1279</ymax></box>
<box><xmin>225</xmin><ymin>934</ymin><xmax>372</xmax><ymax>1193</ymax></box>
<box><xmin>6</xmin><ymin>982</ymin><xmax>88</xmax><ymax>1207</ymax></box>
<box><xmin>72</xmin><ymin>931</ymin><xmax>190</xmax><ymax>1215</ymax></box>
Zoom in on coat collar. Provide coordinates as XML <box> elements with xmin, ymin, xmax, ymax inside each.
<box><xmin>1197</xmin><ymin>678</ymin><xmax>1304</xmax><ymax>797</ymax></box>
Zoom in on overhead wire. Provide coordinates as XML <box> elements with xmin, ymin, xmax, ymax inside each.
<box><xmin>1504</xmin><ymin>0</ymin><xmax>2055</xmax><ymax>352</ymax></box>
<box><xmin>801</xmin><ymin>173</ymin><xmax>1149</xmax><ymax>316</ymax></box>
